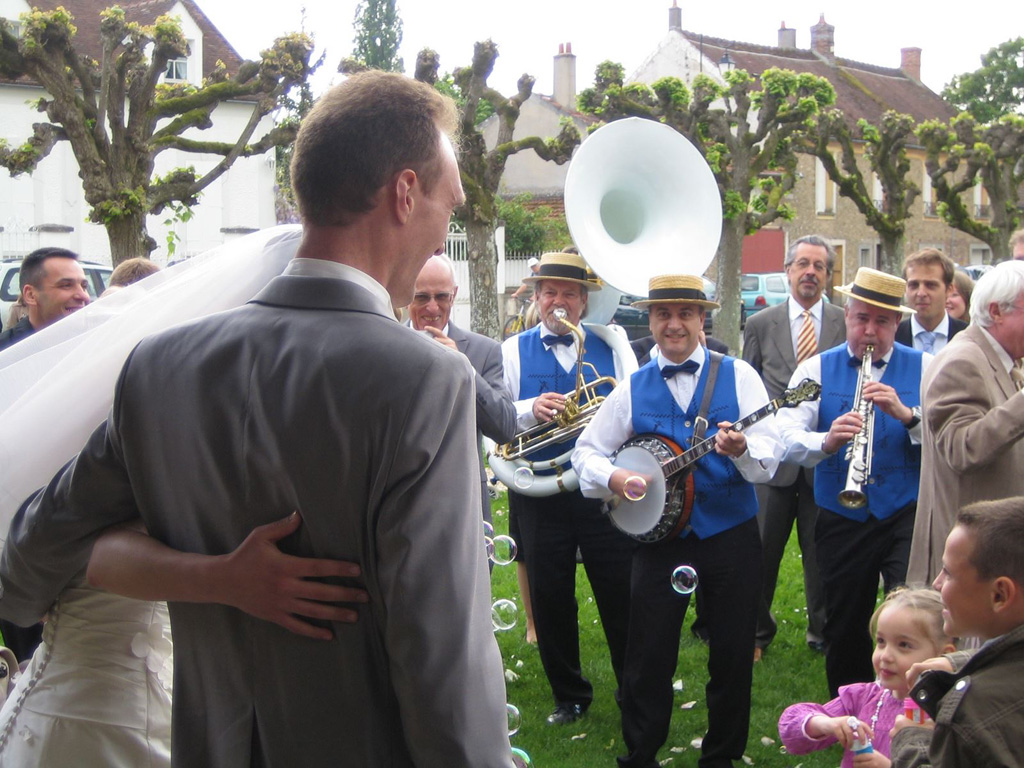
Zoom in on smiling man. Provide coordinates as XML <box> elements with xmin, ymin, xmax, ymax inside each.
<box><xmin>891</xmin><ymin>498</ymin><xmax>1024</xmax><ymax>768</ymax></box>
<box><xmin>0</xmin><ymin>247</ymin><xmax>90</xmax><ymax>352</ymax></box>
<box><xmin>896</xmin><ymin>249</ymin><xmax>966</xmax><ymax>354</ymax></box>
<box><xmin>573</xmin><ymin>274</ymin><xmax>781</xmax><ymax>768</ymax></box>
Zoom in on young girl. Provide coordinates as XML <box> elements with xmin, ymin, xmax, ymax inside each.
<box><xmin>778</xmin><ymin>587</ymin><xmax>956</xmax><ymax>767</ymax></box>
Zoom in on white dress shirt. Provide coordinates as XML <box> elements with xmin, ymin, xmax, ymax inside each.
<box><xmin>501</xmin><ymin>323</ymin><xmax>629</xmax><ymax>431</ymax></box>
<box><xmin>788</xmin><ymin>297</ymin><xmax>825</xmax><ymax>354</ymax></box>
<box><xmin>776</xmin><ymin>344</ymin><xmax>932</xmax><ymax>467</ymax></box>
<box><xmin>909</xmin><ymin>313</ymin><xmax>953</xmax><ymax>353</ymax></box>
<box><xmin>572</xmin><ymin>346</ymin><xmax>783</xmax><ymax>501</ymax></box>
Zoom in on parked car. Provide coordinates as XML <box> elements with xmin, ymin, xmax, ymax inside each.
<box><xmin>741</xmin><ymin>272</ymin><xmax>790</xmax><ymax>318</ymax></box>
<box><xmin>0</xmin><ymin>258</ymin><xmax>112</xmax><ymax>328</ymax></box>
<box><xmin>957</xmin><ymin>264</ymin><xmax>992</xmax><ymax>281</ymax></box>
<box><xmin>610</xmin><ymin>278</ymin><xmax>736</xmax><ymax>340</ymax></box>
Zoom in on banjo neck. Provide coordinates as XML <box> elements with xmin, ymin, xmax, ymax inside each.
<box><xmin>660</xmin><ymin>395</ymin><xmax>784</xmax><ymax>480</ymax></box>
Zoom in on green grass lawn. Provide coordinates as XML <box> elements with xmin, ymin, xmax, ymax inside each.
<box><xmin>489</xmin><ymin>493</ymin><xmax>843</xmax><ymax>768</ymax></box>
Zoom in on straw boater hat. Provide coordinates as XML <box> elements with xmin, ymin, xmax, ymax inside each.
<box><xmin>631</xmin><ymin>275</ymin><xmax>720</xmax><ymax>310</ymax></box>
<box><xmin>523</xmin><ymin>252</ymin><xmax>601</xmax><ymax>291</ymax></box>
<box><xmin>833</xmin><ymin>267</ymin><xmax>914</xmax><ymax>314</ymax></box>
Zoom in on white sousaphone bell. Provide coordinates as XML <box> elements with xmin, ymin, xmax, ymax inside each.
<box><xmin>486</xmin><ymin>117</ymin><xmax>723</xmax><ymax>497</ymax></box>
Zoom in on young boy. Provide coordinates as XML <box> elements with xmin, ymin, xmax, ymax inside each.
<box><xmin>891</xmin><ymin>497</ymin><xmax>1024</xmax><ymax>767</ymax></box>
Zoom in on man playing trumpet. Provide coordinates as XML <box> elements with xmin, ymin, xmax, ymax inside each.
<box><xmin>499</xmin><ymin>251</ymin><xmax>636</xmax><ymax>726</ymax></box>
<box><xmin>572</xmin><ymin>275</ymin><xmax>782</xmax><ymax>768</ymax></box>
<box><xmin>776</xmin><ymin>267</ymin><xmax>930</xmax><ymax>697</ymax></box>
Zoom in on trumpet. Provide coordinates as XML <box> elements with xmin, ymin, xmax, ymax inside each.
<box><xmin>493</xmin><ymin>309</ymin><xmax>616</xmax><ymax>462</ymax></box>
<box><xmin>838</xmin><ymin>345</ymin><xmax>875</xmax><ymax>509</ymax></box>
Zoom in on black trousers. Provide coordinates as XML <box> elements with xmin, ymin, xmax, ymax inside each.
<box><xmin>815</xmin><ymin>504</ymin><xmax>916</xmax><ymax>697</ymax></box>
<box><xmin>510</xmin><ymin>489</ymin><xmax>634</xmax><ymax>706</ymax></box>
<box><xmin>754</xmin><ymin>472</ymin><xmax>826</xmax><ymax>648</ymax></box>
<box><xmin>618</xmin><ymin>517</ymin><xmax>762</xmax><ymax>768</ymax></box>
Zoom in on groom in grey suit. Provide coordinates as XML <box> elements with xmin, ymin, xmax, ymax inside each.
<box><xmin>0</xmin><ymin>72</ymin><xmax>513</xmax><ymax>767</ymax></box>
<box><xmin>408</xmin><ymin>254</ymin><xmax>517</xmax><ymax>523</ymax></box>
<box><xmin>742</xmin><ymin>235</ymin><xmax>845</xmax><ymax>658</ymax></box>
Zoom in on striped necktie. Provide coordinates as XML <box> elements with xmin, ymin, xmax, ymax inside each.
<box><xmin>796</xmin><ymin>310</ymin><xmax>818</xmax><ymax>363</ymax></box>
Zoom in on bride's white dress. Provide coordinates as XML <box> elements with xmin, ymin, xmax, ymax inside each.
<box><xmin>0</xmin><ymin>577</ymin><xmax>172</xmax><ymax>767</ymax></box>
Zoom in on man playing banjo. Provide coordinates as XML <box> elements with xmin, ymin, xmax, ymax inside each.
<box><xmin>572</xmin><ymin>274</ymin><xmax>782</xmax><ymax>768</ymax></box>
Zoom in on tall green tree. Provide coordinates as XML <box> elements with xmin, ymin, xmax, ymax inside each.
<box><xmin>803</xmin><ymin>110</ymin><xmax>918</xmax><ymax>274</ymax></box>
<box><xmin>415</xmin><ymin>42</ymin><xmax>580</xmax><ymax>339</ymax></box>
<box><xmin>351</xmin><ymin>0</ymin><xmax>403</xmax><ymax>73</ymax></box>
<box><xmin>918</xmin><ymin>113</ymin><xmax>1024</xmax><ymax>263</ymax></box>
<box><xmin>0</xmin><ymin>7</ymin><xmax>312</xmax><ymax>264</ymax></box>
<box><xmin>942</xmin><ymin>38</ymin><xmax>1024</xmax><ymax>124</ymax></box>
<box><xmin>579</xmin><ymin>64</ymin><xmax>835</xmax><ymax>351</ymax></box>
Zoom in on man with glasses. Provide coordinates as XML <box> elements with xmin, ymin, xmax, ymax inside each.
<box><xmin>908</xmin><ymin>260</ymin><xmax>1024</xmax><ymax>585</ymax></box>
<box><xmin>407</xmin><ymin>254</ymin><xmax>516</xmax><ymax>523</ymax></box>
<box><xmin>742</xmin><ymin>235</ymin><xmax>845</xmax><ymax>661</ymax></box>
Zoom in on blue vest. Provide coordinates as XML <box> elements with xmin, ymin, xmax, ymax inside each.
<box><xmin>814</xmin><ymin>343</ymin><xmax>923</xmax><ymax>521</ymax></box>
<box><xmin>518</xmin><ymin>325</ymin><xmax>615</xmax><ymax>463</ymax></box>
<box><xmin>630</xmin><ymin>354</ymin><xmax>758</xmax><ymax>540</ymax></box>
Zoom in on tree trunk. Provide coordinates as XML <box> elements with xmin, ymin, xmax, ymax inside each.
<box><xmin>879</xmin><ymin>231</ymin><xmax>905</xmax><ymax>276</ymax></box>
<box><xmin>105</xmin><ymin>212</ymin><xmax>156</xmax><ymax>266</ymax></box>
<box><xmin>716</xmin><ymin>220</ymin><xmax>744</xmax><ymax>355</ymax></box>
<box><xmin>465</xmin><ymin>218</ymin><xmax>500</xmax><ymax>340</ymax></box>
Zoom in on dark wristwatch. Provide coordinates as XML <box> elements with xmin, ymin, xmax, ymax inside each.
<box><xmin>905</xmin><ymin>405</ymin><xmax>922</xmax><ymax>430</ymax></box>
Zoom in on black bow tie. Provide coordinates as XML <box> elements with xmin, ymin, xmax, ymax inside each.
<box><xmin>849</xmin><ymin>354</ymin><xmax>886</xmax><ymax>369</ymax></box>
<box><xmin>543</xmin><ymin>334</ymin><xmax>574</xmax><ymax>348</ymax></box>
<box><xmin>661</xmin><ymin>360</ymin><xmax>700</xmax><ymax>379</ymax></box>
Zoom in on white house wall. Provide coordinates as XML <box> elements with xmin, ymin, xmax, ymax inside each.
<box><xmin>0</xmin><ymin>82</ymin><xmax>277</xmax><ymax>264</ymax></box>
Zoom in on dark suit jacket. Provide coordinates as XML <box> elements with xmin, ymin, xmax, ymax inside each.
<box><xmin>447</xmin><ymin>321</ymin><xmax>516</xmax><ymax>520</ymax></box>
<box><xmin>742</xmin><ymin>298</ymin><xmax>846</xmax><ymax>486</ymax></box>
<box><xmin>0</xmin><ymin>317</ymin><xmax>35</xmax><ymax>353</ymax></box>
<box><xmin>895</xmin><ymin>315</ymin><xmax>967</xmax><ymax>349</ymax></box>
<box><xmin>0</xmin><ymin>275</ymin><xmax>511</xmax><ymax>767</ymax></box>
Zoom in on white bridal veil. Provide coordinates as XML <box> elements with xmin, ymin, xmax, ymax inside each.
<box><xmin>0</xmin><ymin>225</ymin><xmax>303</xmax><ymax>542</ymax></box>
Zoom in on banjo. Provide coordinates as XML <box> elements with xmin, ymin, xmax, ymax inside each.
<box><xmin>607</xmin><ymin>378</ymin><xmax>821</xmax><ymax>543</ymax></box>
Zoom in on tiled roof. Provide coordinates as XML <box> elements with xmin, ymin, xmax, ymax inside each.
<box><xmin>2</xmin><ymin>0</ymin><xmax>244</xmax><ymax>84</ymax></box>
<box><xmin>679</xmin><ymin>30</ymin><xmax>958</xmax><ymax>125</ymax></box>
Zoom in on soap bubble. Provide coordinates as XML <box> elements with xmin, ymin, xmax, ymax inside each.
<box><xmin>490</xmin><ymin>535</ymin><xmax>518</xmax><ymax>566</ymax></box>
<box><xmin>484</xmin><ymin>537</ymin><xmax>495</xmax><ymax>560</ymax></box>
<box><xmin>671</xmin><ymin>565</ymin><xmax>699</xmax><ymax>595</ymax></box>
<box><xmin>483</xmin><ymin>521</ymin><xmax>494</xmax><ymax>539</ymax></box>
<box><xmin>511</xmin><ymin>747</ymin><xmax>533</xmax><ymax>767</ymax></box>
<box><xmin>492</xmin><ymin>599</ymin><xmax>518</xmax><ymax>631</ymax></box>
<box><xmin>513</xmin><ymin>467</ymin><xmax>535</xmax><ymax>490</ymax></box>
<box><xmin>506</xmin><ymin>703</ymin><xmax>522</xmax><ymax>737</ymax></box>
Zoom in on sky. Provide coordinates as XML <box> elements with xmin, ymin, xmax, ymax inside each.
<box><xmin>197</xmin><ymin>0</ymin><xmax>1022</xmax><ymax>101</ymax></box>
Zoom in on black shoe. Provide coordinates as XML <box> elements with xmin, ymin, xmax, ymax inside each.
<box><xmin>808</xmin><ymin>639</ymin><xmax>827</xmax><ymax>654</ymax></box>
<box><xmin>546</xmin><ymin>702</ymin><xmax>587</xmax><ymax>725</ymax></box>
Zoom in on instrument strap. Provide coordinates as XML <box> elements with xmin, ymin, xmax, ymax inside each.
<box><xmin>692</xmin><ymin>351</ymin><xmax>723</xmax><ymax>446</ymax></box>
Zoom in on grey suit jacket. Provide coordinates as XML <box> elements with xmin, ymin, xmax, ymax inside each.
<box><xmin>447</xmin><ymin>322</ymin><xmax>516</xmax><ymax>520</ymax></box>
<box><xmin>0</xmin><ymin>275</ymin><xmax>512</xmax><ymax>768</ymax></box>
<box><xmin>907</xmin><ymin>324</ymin><xmax>1024</xmax><ymax>584</ymax></box>
<box><xmin>742</xmin><ymin>298</ymin><xmax>846</xmax><ymax>486</ymax></box>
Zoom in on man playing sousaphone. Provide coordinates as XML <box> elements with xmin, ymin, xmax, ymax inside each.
<box><xmin>572</xmin><ymin>274</ymin><xmax>782</xmax><ymax>768</ymax></box>
<box><xmin>775</xmin><ymin>267</ymin><xmax>929</xmax><ymax>699</ymax></box>
<box><xmin>498</xmin><ymin>251</ymin><xmax>637</xmax><ymax>726</ymax></box>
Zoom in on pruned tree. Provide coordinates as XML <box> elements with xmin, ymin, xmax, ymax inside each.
<box><xmin>918</xmin><ymin>112</ymin><xmax>1024</xmax><ymax>263</ymax></box>
<box><xmin>0</xmin><ymin>7</ymin><xmax>312</xmax><ymax>264</ymax></box>
<box><xmin>803</xmin><ymin>109</ymin><xmax>919</xmax><ymax>274</ymax></box>
<box><xmin>415</xmin><ymin>41</ymin><xmax>580</xmax><ymax>339</ymax></box>
<box><xmin>942</xmin><ymin>38</ymin><xmax>1024</xmax><ymax>124</ymax></box>
<box><xmin>579</xmin><ymin>64</ymin><xmax>835</xmax><ymax>351</ymax></box>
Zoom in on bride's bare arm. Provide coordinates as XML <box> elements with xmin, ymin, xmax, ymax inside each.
<box><xmin>86</xmin><ymin>512</ymin><xmax>368</xmax><ymax>640</ymax></box>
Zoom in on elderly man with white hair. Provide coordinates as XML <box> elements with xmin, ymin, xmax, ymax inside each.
<box><xmin>907</xmin><ymin>259</ymin><xmax>1024</xmax><ymax>585</ymax></box>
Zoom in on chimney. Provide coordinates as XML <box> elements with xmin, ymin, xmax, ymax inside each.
<box><xmin>810</xmin><ymin>14</ymin><xmax>834</xmax><ymax>59</ymax></box>
<box><xmin>901</xmin><ymin>47</ymin><xmax>922</xmax><ymax>81</ymax></box>
<box><xmin>778</xmin><ymin>21</ymin><xmax>796</xmax><ymax>49</ymax></box>
<box><xmin>554</xmin><ymin>42</ymin><xmax>577</xmax><ymax>110</ymax></box>
<box><xmin>668</xmin><ymin>0</ymin><xmax>681</xmax><ymax>32</ymax></box>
